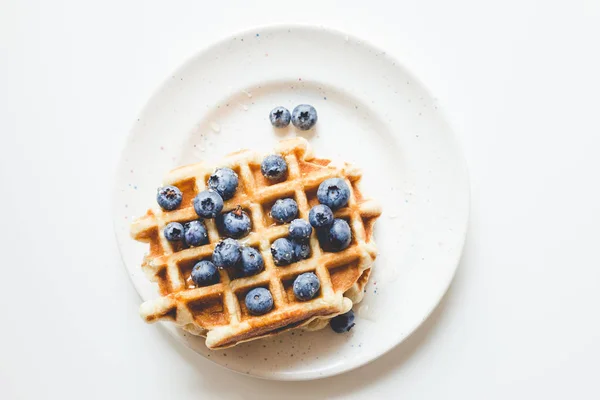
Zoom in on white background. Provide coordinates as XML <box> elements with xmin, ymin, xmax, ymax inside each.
<box><xmin>1</xmin><ymin>0</ymin><xmax>599</xmax><ymax>398</ymax></box>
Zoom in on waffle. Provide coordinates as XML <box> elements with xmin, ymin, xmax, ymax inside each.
<box><xmin>130</xmin><ymin>138</ymin><xmax>382</xmax><ymax>349</ymax></box>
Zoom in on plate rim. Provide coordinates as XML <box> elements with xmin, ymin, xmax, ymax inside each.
<box><xmin>112</xmin><ymin>22</ymin><xmax>470</xmax><ymax>381</ymax></box>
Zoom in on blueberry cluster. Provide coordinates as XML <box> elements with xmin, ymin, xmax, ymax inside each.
<box><xmin>163</xmin><ymin>220</ymin><xmax>209</xmax><ymax>248</ymax></box>
<box><xmin>267</xmin><ymin>197</ymin><xmax>313</xmax><ymax>266</ymax></box>
<box><xmin>193</xmin><ymin>167</ymin><xmax>243</xmax><ymax>232</ymax></box>
<box><xmin>309</xmin><ymin>178</ymin><xmax>353</xmax><ymax>252</ymax></box>
<box><xmin>187</xmin><ymin>240</ymin><xmax>264</xmax><ymax>288</ymax></box>
<box><xmin>192</xmin><ymin>245</ymin><xmax>273</xmax><ymax>315</ymax></box>
<box><xmin>269</xmin><ymin>219</ymin><xmax>313</xmax><ymax>266</ymax></box>
<box><xmin>158</xmin><ymin>167</ymin><xmax>253</xmax><ymax>246</ymax></box>
<box><xmin>309</xmin><ymin>178</ymin><xmax>357</xmax><ymax>334</ymax></box>
<box><xmin>211</xmin><ymin>239</ymin><xmax>264</xmax><ymax>276</ymax></box>
<box><xmin>269</xmin><ymin>104</ymin><xmax>317</xmax><ymax>131</ymax></box>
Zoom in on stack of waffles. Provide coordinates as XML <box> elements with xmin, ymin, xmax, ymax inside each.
<box><xmin>130</xmin><ymin>137</ymin><xmax>381</xmax><ymax>349</ymax></box>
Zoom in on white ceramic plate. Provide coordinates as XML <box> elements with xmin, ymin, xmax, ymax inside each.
<box><xmin>113</xmin><ymin>25</ymin><xmax>469</xmax><ymax>380</ymax></box>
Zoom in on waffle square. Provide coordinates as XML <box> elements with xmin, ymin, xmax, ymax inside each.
<box><xmin>131</xmin><ymin>138</ymin><xmax>381</xmax><ymax>349</ymax></box>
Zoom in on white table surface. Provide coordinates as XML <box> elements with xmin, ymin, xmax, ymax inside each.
<box><xmin>2</xmin><ymin>0</ymin><xmax>599</xmax><ymax>398</ymax></box>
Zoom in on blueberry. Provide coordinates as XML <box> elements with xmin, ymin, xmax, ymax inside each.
<box><xmin>207</xmin><ymin>167</ymin><xmax>238</xmax><ymax>200</ymax></box>
<box><xmin>183</xmin><ymin>220</ymin><xmax>209</xmax><ymax>247</ymax></box>
<box><xmin>261</xmin><ymin>155</ymin><xmax>288</xmax><ymax>181</ymax></box>
<box><xmin>157</xmin><ymin>185</ymin><xmax>182</xmax><ymax>211</ymax></box>
<box><xmin>212</xmin><ymin>238</ymin><xmax>242</xmax><ymax>269</ymax></box>
<box><xmin>269</xmin><ymin>106</ymin><xmax>291</xmax><ymax>128</ymax></box>
<box><xmin>193</xmin><ymin>190</ymin><xmax>223</xmax><ymax>218</ymax></box>
<box><xmin>293</xmin><ymin>272</ymin><xmax>320</xmax><ymax>301</ymax></box>
<box><xmin>330</xmin><ymin>310</ymin><xmax>355</xmax><ymax>333</ymax></box>
<box><xmin>291</xmin><ymin>104</ymin><xmax>318</xmax><ymax>130</ymax></box>
<box><xmin>239</xmin><ymin>247</ymin><xmax>264</xmax><ymax>276</ymax></box>
<box><xmin>270</xmin><ymin>198</ymin><xmax>298</xmax><ymax>223</ymax></box>
<box><xmin>289</xmin><ymin>219</ymin><xmax>312</xmax><ymax>242</ymax></box>
<box><xmin>292</xmin><ymin>240</ymin><xmax>311</xmax><ymax>261</ymax></box>
<box><xmin>308</xmin><ymin>204</ymin><xmax>334</xmax><ymax>228</ymax></box>
<box><xmin>245</xmin><ymin>287</ymin><xmax>274</xmax><ymax>315</ymax></box>
<box><xmin>271</xmin><ymin>238</ymin><xmax>295</xmax><ymax>266</ymax></box>
<box><xmin>191</xmin><ymin>260</ymin><xmax>220</xmax><ymax>287</ymax></box>
<box><xmin>322</xmin><ymin>219</ymin><xmax>352</xmax><ymax>252</ymax></box>
<box><xmin>220</xmin><ymin>206</ymin><xmax>252</xmax><ymax>238</ymax></box>
<box><xmin>164</xmin><ymin>222</ymin><xmax>184</xmax><ymax>241</ymax></box>
<box><xmin>317</xmin><ymin>178</ymin><xmax>350</xmax><ymax>210</ymax></box>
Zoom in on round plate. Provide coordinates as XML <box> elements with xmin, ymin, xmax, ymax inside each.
<box><xmin>113</xmin><ymin>25</ymin><xmax>469</xmax><ymax>380</ymax></box>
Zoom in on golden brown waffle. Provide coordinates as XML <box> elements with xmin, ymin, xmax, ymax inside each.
<box><xmin>130</xmin><ymin>138</ymin><xmax>381</xmax><ymax>349</ymax></box>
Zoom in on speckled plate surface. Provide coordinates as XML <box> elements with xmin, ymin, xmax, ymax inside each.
<box><xmin>113</xmin><ymin>25</ymin><xmax>469</xmax><ymax>380</ymax></box>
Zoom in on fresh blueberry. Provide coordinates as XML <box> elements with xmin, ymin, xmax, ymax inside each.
<box><xmin>288</xmin><ymin>219</ymin><xmax>312</xmax><ymax>242</ymax></box>
<box><xmin>308</xmin><ymin>204</ymin><xmax>334</xmax><ymax>228</ymax></box>
<box><xmin>269</xmin><ymin>106</ymin><xmax>291</xmax><ymax>128</ymax></box>
<box><xmin>317</xmin><ymin>178</ymin><xmax>350</xmax><ymax>210</ymax></box>
<box><xmin>261</xmin><ymin>155</ymin><xmax>288</xmax><ymax>181</ymax></box>
<box><xmin>156</xmin><ymin>185</ymin><xmax>182</xmax><ymax>211</ymax></box>
<box><xmin>322</xmin><ymin>219</ymin><xmax>352</xmax><ymax>252</ymax></box>
<box><xmin>245</xmin><ymin>287</ymin><xmax>274</xmax><ymax>315</ymax></box>
<box><xmin>193</xmin><ymin>190</ymin><xmax>223</xmax><ymax>218</ymax></box>
<box><xmin>330</xmin><ymin>310</ymin><xmax>355</xmax><ymax>333</ymax></box>
<box><xmin>293</xmin><ymin>272</ymin><xmax>320</xmax><ymax>301</ymax></box>
<box><xmin>207</xmin><ymin>167</ymin><xmax>238</xmax><ymax>200</ymax></box>
<box><xmin>212</xmin><ymin>238</ymin><xmax>242</xmax><ymax>269</ymax></box>
<box><xmin>239</xmin><ymin>247</ymin><xmax>264</xmax><ymax>276</ymax></box>
<box><xmin>220</xmin><ymin>206</ymin><xmax>252</xmax><ymax>238</ymax></box>
<box><xmin>191</xmin><ymin>260</ymin><xmax>220</xmax><ymax>287</ymax></box>
<box><xmin>164</xmin><ymin>222</ymin><xmax>184</xmax><ymax>241</ymax></box>
<box><xmin>271</xmin><ymin>238</ymin><xmax>295</xmax><ymax>266</ymax></box>
<box><xmin>270</xmin><ymin>198</ymin><xmax>298</xmax><ymax>223</ymax></box>
<box><xmin>183</xmin><ymin>220</ymin><xmax>208</xmax><ymax>247</ymax></box>
<box><xmin>291</xmin><ymin>104</ymin><xmax>318</xmax><ymax>130</ymax></box>
<box><xmin>292</xmin><ymin>240</ymin><xmax>311</xmax><ymax>261</ymax></box>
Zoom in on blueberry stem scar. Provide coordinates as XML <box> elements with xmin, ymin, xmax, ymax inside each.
<box><xmin>233</xmin><ymin>205</ymin><xmax>243</xmax><ymax>216</ymax></box>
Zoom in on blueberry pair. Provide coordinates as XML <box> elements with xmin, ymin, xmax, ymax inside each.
<box><xmin>271</xmin><ymin>218</ymin><xmax>313</xmax><ymax>265</ymax></box>
<box><xmin>271</xmin><ymin>237</ymin><xmax>311</xmax><ymax>266</ymax></box>
<box><xmin>308</xmin><ymin>178</ymin><xmax>353</xmax><ymax>252</ymax></box>
<box><xmin>195</xmin><ymin>196</ymin><xmax>251</xmax><ymax>242</ymax></box>
<box><xmin>157</xmin><ymin>167</ymin><xmax>239</xmax><ymax>214</ymax></box>
<box><xmin>190</xmin><ymin>253</ymin><xmax>263</xmax><ymax>289</ymax></box>
<box><xmin>193</xmin><ymin>167</ymin><xmax>239</xmax><ymax>218</ymax></box>
<box><xmin>164</xmin><ymin>220</ymin><xmax>208</xmax><ymax>247</ymax></box>
<box><xmin>308</xmin><ymin>204</ymin><xmax>352</xmax><ymax>252</ymax></box>
<box><xmin>212</xmin><ymin>238</ymin><xmax>264</xmax><ymax>276</ymax></box>
<box><xmin>193</xmin><ymin>194</ymin><xmax>252</xmax><ymax>239</ymax></box>
<box><xmin>269</xmin><ymin>104</ymin><xmax>317</xmax><ymax>131</ymax></box>
<box><xmin>191</xmin><ymin>257</ymin><xmax>271</xmax><ymax>315</ymax></box>
<box><xmin>244</xmin><ymin>271</ymin><xmax>320</xmax><ymax>315</ymax></box>
<box><xmin>273</xmin><ymin>238</ymin><xmax>311</xmax><ymax>265</ymax></box>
